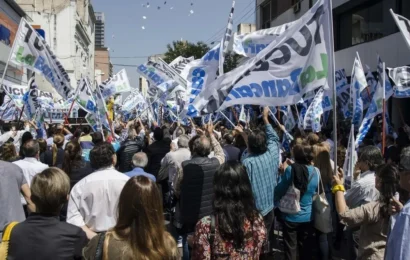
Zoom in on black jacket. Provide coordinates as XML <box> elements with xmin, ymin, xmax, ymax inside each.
<box><xmin>174</xmin><ymin>156</ymin><xmax>221</xmax><ymax>233</ymax></box>
<box><xmin>68</xmin><ymin>160</ymin><xmax>94</xmax><ymax>189</ymax></box>
<box><xmin>8</xmin><ymin>213</ymin><xmax>87</xmax><ymax>260</ymax></box>
<box><xmin>144</xmin><ymin>139</ymin><xmax>171</xmax><ymax>178</ymax></box>
<box><xmin>116</xmin><ymin>137</ymin><xmax>144</xmax><ymax>173</ymax></box>
<box><xmin>44</xmin><ymin>148</ymin><xmax>65</xmax><ymax>168</ymax></box>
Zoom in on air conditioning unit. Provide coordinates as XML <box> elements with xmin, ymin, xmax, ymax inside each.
<box><xmin>293</xmin><ymin>2</ymin><xmax>301</xmax><ymax>13</ymax></box>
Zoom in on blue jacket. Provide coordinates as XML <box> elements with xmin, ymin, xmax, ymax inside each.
<box><xmin>275</xmin><ymin>165</ymin><xmax>320</xmax><ymax>223</ymax></box>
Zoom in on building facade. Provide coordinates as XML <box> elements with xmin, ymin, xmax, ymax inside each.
<box><xmin>95</xmin><ymin>47</ymin><xmax>112</xmax><ymax>84</ymax></box>
<box><xmin>95</xmin><ymin>12</ymin><xmax>104</xmax><ymax>48</ymax></box>
<box><xmin>15</xmin><ymin>0</ymin><xmax>96</xmax><ymax>95</ymax></box>
<box><xmin>255</xmin><ymin>0</ymin><xmax>410</xmax><ymax>127</ymax></box>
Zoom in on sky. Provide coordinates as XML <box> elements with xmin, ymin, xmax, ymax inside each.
<box><xmin>92</xmin><ymin>0</ymin><xmax>256</xmax><ymax>87</ymax></box>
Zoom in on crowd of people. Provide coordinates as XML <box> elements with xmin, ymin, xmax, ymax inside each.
<box><xmin>1</xmin><ymin>106</ymin><xmax>410</xmax><ymax>260</ymax></box>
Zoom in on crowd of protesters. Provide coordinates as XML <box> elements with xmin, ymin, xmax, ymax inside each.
<box><xmin>1</xmin><ymin>106</ymin><xmax>410</xmax><ymax>260</ymax></box>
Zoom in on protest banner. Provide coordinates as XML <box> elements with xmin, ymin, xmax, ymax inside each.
<box><xmin>10</xmin><ymin>18</ymin><xmax>73</xmax><ymax>99</ymax></box>
<box><xmin>191</xmin><ymin>0</ymin><xmax>333</xmax><ymax>115</ymax></box>
<box><xmin>99</xmin><ymin>69</ymin><xmax>132</xmax><ymax>100</ymax></box>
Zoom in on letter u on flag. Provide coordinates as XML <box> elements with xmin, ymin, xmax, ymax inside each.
<box><xmin>191</xmin><ymin>0</ymin><xmax>334</xmax><ymax>115</ymax></box>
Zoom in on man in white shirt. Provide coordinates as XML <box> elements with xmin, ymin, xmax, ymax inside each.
<box><xmin>345</xmin><ymin>146</ymin><xmax>383</xmax><ymax>208</ymax></box>
<box><xmin>13</xmin><ymin>140</ymin><xmax>49</xmax><ymax>206</ymax></box>
<box><xmin>67</xmin><ymin>142</ymin><xmax>129</xmax><ymax>239</ymax></box>
<box><xmin>0</xmin><ymin>122</ymin><xmax>30</xmax><ymax>152</ymax></box>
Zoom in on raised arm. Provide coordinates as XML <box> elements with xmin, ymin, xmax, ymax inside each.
<box><xmin>207</xmin><ymin>121</ymin><xmax>225</xmax><ymax>165</ymax></box>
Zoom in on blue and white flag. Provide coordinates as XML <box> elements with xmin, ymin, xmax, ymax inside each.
<box><xmin>10</xmin><ymin>19</ymin><xmax>73</xmax><ymax>99</ymax></box>
<box><xmin>303</xmin><ymin>87</ymin><xmax>325</xmax><ymax>132</ymax></box>
<box><xmin>356</xmin><ymin>81</ymin><xmax>383</xmax><ymax>147</ymax></box>
<box><xmin>389</xmin><ymin>66</ymin><xmax>410</xmax><ymax>98</ymax></box>
<box><xmin>75</xmin><ymin>77</ymin><xmax>96</xmax><ymax>113</ymax></box>
<box><xmin>298</xmin><ymin>102</ymin><xmax>308</xmax><ymax>130</ymax></box>
<box><xmin>239</xmin><ymin>105</ymin><xmax>246</xmax><ymax>122</ymax></box>
<box><xmin>99</xmin><ymin>69</ymin><xmax>132</xmax><ymax>100</ymax></box>
<box><xmin>361</xmin><ymin>68</ymin><xmax>377</xmax><ymax>109</ymax></box>
<box><xmin>350</xmin><ymin>56</ymin><xmax>367</xmax><ymax>128</ymax></box>
<box><xmin>192</xmin><ymin>0</ymin><xmax>333</xmax><ymax>114</ymax></box>
<box><xmin>377</xmin><ymin>55</ymin><xmax>394</xmax><ymax>99</ymax></box>
<box><xmin>219</xmin><ymin>1</ymin><xmax>235</xmax><ymax>76</ymax></box>
<box><xmin>390</xmin><ymin>9</ymin><xmax>410</xmax><ymax>51</ymax></box>
<box><xmin>233</xmin><ymin>21</ymin><xmax>296</xmax><ymax>58</ymax></box>
<box><xmin>283</xmin><ymin>105</ymin><xmax>296</xmax><ymax>132</ymax></box>
<box><xmin>122</xmin><ymin>90</ymin><xmax>147</xmax><ymax>112</ymax></box>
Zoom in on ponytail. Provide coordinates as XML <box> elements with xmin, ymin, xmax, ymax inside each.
<box><xmin>62</xmin><ymin>149</ymin><xmax>72</xmax><ymax>175</ymax></box>
<box><xmin>52</xmin><ymin>143</ymin><xmax>58</xmax><ymax>166</ymax></box>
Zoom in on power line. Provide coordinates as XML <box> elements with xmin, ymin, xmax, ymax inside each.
<box><xmin>206</xmin><ymin>3</ymin><xmax>258</xmax><ymax>45</ymax></box>
<box><xmin>204</xmin><ymin>0</ymin><xmax>255</xmax><ymax>44</ymax></box>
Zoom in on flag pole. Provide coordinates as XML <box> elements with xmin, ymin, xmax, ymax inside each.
<box><xmin>268</xmin><ymin>107</ymin><xmax>294</xmax><ymax>141</ymax></box>
<box><xmin>219</xmin><ymin>111</ymin><xmax>236</xmax><ymax>128</ymax></box>
<box><xmin>382</xmin><ymin>62</ymin><xmax>386</xmax><ymax>156</ymax></box>
<box><xmin>328</xmin><ymin>0</ymin><xmax>338</xmax><ymax>175</ymax></box>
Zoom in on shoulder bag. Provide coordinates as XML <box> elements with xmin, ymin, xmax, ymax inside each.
<box><xmin>312</xmin><ymin>168</ymin><xmax>333</xmax><ymax>233</ymax></box>
<box><xmin>0</xmin><ymin>222</ymin><xmax>19</xmax><ymax>260</ymax></box>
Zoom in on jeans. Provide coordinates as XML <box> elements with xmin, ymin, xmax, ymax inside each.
<box><xmin>283</xmin><ymin>221</ymin><xmax>317</xmax><ymax>260</ymax></box>
<box><xmin>182</xmin><ymin>233</ymin><xmax>190</xmax><ymax>260</ymax></box>
<box><xmin>318</xmin><ymin>232</ymin><xmax>329</xmax><ymax>260</ymax></box>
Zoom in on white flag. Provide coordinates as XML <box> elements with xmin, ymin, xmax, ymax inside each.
<box><xmin>303</xmin><ymin>87</ymin><xmax>325</xmax><ymax>132</ymax></box>
<box><xmin>239</xmin><ymin>105</ymin><xmax>246</xmax><ymax>122</ymax></box>
<box><xmin>390</xmin><ymin>9</ymin><xmax>410</xmax><ymax>51</ymax></box>
<box><xmin>344</xmin><ymin>125</ymin><xmax>357</xmax><ymax>181</ymax></box>
<box><xmin>350</xmin><ymin>55</ymin><xmax>366</xmax><ymax>128</ymax></box>
<box><xmin>191</xmin><ymin>0</ymin><xmax>333</xmax><ymax>114</ymax></box>
<box><xmin>76</xmin><ymin>78</ymin><xmax>96</xmax><ymax>113</ymax></box>
<box><xmin>99</xmin><ymin>69</ymin><xmax>132</xmax><ymax>99</ymax></box>
<box><xmin>10</xmin><ymin>18</ymin><xmax>73</xmax><ymax>99</ymax></box>
<box><xmin>219</xmin><ymin>0</ymin><xmax>236</xmax><ymax>76</ymax></box>
<box><xmin>389</xmin><ymin>66</ymin><xmax>410</xmax><ymax>97</ymax></box>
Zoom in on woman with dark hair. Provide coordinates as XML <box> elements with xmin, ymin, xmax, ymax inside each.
<box><xmin>18</xmin><ymin>131</ymin><xmax>34</xmax><ymax>158</ymax></box>
<box><xmin>44</xmin><ymin>134</ymin><xmax>65</xmax><ymax>168</ymax></box>
<box><xmin>62</xmin><ymin>141</ymin><xmax>93</xmax><ymax>189</ymax></box>
<box><xmin>275</xmin><ymin>144</ymin><xmax>320</xmax><ymax>260</ymax></box>
<box><xmin>333</xmin><ymin>164</ymin><xmax>399</xmax><ymax>259</ymax></box>
<box><xmin>83</xmin><ymin>176</ymin><xmax>178</xmax><ymax>260</ymax></box>
<box><xmin>192</xmin><ymin>162</ymin><xmax>266</xmax><ymax>259</ymax></box>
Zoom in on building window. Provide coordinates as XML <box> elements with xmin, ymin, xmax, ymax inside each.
<box><xmin>336</xmin><ymin>0</ymin><xmax>398</xmax><ymax>50</ymax></box>
<box><xmin>260</xmin><ymin>0</ymin><xmax>278</xmax><ymax>29</ymax></box>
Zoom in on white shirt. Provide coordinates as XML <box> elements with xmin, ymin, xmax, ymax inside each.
<box><xmin>13</xmin><ymin>157</ymin><xmax>49</xmax><ymax>204</ymax></box>
<box><xmin>0</xmin><ymin>128</ymin><xmax>29</xmax><ymax>153</ymax></box>
<box><xmin>345</xmin><ymin>170</ymin><xmax>379</xmax><ymax>209</ymax></box>
<box><xmin>67</xmin><ymin>167</ymin><xmax>130</xmax><ymax>232</ymax></box>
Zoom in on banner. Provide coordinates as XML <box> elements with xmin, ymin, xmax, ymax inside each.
<box><xmin>356</xmin><ymin>81</ymin><xmax>383</xmax><ymax>146</ymax></box>
<box><xmin>191</xmin><ymin>0</ymin><xmax>332</xmax><ymax>114</ymax></box>
<box><xmin>388</xmin><ymin>66</ymin><xmax>410</xmax><ymax>97</ymax></box>
<box><xmin>390</xmin><ymin>9</ymin><xmax>410</xmax><ymax>51</ymax></box>
<box><xmin>283</xmin><ymin>105</ymin><xmax>296</xmax><ymax>131</ymax></box>
<box><xmin>75</xmin><ymin>77</ymin><xmax>97</xmax><ymax>113</ymax></box>
<box><xmin>303</xmin><ymin>87</ymin><xmax>325</xmax><ymax>132</ymax></box>
<box><xmin>169</xmin><ymin>56</ymin><xmax>194</xmax><ymax>77</ymax></box>
<box><xmin>99</xmin><ymin>69</ymin><xmax>132</xmax><ymax>99</ymax></box>
<box><xmin>184</xmin><ymin>43</ymin><xmax>221</xmax><ymax>117</ymax></box>
<box><xmin>233</xmin><ymin>21</ymin><xmax>296</xmax><ymax>58</ymax></box>
<box><xmin>154</xmin><ymin>57</ymin><xmax>188</xmax><ymax>89</ymax></box>
<box><xmin>219</xmin><ymin>0</ymin><xmax>235</xmax><ymax>76</ymax></box>
<box><xmin>122</xmin><ymin>90</ymin><xmax>147</xmax><ymax>112</ymax></box>
<box><xmin>3</xmin><ymin>84</ymin><xmax>28</xmax><ymax>109</ymax></box>
<box><xmin>10</xmin><ymin>18</ymin><xmax>73</xmax><ymax>99</ymax></box>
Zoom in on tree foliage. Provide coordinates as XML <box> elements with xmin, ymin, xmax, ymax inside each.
<box><xmin>163</xmin><ymin>41</ymin><xmax>240</xmax><ymax>73</ymax></box>
<box><xmin>163</xmin><ymin>41</ymin><xmax>210</xmax><ymax>63</ymax></box>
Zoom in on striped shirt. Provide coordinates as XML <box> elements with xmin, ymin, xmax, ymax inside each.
<box><xmin>345</xmin><ymin>171</ymin><xmax>379</xmax><ymax>209</ymax></box>
<box><xmin>242</xmin><ymin>124</ymin><xmax>280</xmax><ymax>216</ymax></box>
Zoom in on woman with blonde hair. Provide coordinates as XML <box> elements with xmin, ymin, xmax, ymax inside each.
<box><xmin>6</xmin><ymin>167</ymin><xmax>87</xmax><ymax>259</ymax></box>
<box><xmin>83</xmin><ymin>176</ymin><xmax>178</xmax><ymax>260</ymax></box>
<box><xmin>313</xmin><ymin>143</ymin><xmax>334</xmax><ymax>260</ymax></box>
<box><xmin>44</xmin><ymin>134</ymin><xmax>65</xmax><ymax>168</ymax></box>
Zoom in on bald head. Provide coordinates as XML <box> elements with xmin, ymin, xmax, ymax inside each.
<box><xmin>192</xmin><ymin>135</ymin><xmax>211</xmax><ymax>157</ymax></box>
<box><xmin>132</xmin><ymin>152</ymin><xmax>148</xmax><ymax>168</ymax></box>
